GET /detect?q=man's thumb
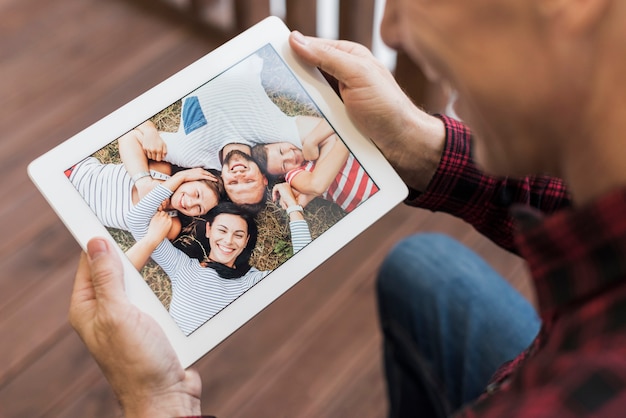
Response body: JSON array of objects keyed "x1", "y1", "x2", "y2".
[{"x1": 87, "y1": 238, "x2": 126, "y2": 302}]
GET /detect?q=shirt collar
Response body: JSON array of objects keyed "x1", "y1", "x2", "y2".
[{"x1": 513, "y1": 187, "x2": 626, "y2": 319}]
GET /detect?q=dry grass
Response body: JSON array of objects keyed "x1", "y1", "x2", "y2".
[{"x1": 96, "y1": 49, "x2": 345, "y2": 310}]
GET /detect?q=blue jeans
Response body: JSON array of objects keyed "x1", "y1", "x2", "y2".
[{"x1": 377, "y1": 233, "x2": 541, "y2": 417}]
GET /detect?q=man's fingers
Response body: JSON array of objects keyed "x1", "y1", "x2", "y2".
[
  {"x1": 86, "y1": 238, "x2": 127, "y2": 304},
  {"x1": 69, "y1": 252, "x2": 96, "y2": 324},
  {"x1": 69, "y1": 240, "x2": 125, "y2": 331},
  {"x1": 289, "y1": 31, "x2": 372, "y2": 86}
]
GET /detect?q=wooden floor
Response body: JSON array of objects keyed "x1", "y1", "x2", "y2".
[{"x1": 0, "y1": 1, "x2": 534, "y2": 416}]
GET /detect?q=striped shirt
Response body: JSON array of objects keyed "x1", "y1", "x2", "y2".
[
  {"x1": 159, "y1": 54, "x2": 302, "y2": 170},
  {"x1": 127, "y1": 185, "x2": 312, "y2": 336},
  {"x1": 69, "y1": 157, "x2": 134, "y2": 230},
  {"x1": 286, "y1": 153, "x2": 379, "y2": 213},
  {"x1": 68, "y1": 157, "x2": 173, "y2": 231}
]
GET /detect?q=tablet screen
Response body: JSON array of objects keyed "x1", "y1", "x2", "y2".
[{"x1": 65, "y1": 44, "x2": 379, "y2": 337}]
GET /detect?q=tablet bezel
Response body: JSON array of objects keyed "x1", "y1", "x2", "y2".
[{"x1": 28, "y1": 16, "x2": 408, "y2": 368}]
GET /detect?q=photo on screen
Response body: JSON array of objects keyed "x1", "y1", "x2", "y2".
[{"x1": 65, "y1": 44, "x2": 379, "y2": 336}]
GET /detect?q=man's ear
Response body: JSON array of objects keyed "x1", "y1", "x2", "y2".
[{"x1": 537, "y1": 0, "x2": 610, "y2": 34}]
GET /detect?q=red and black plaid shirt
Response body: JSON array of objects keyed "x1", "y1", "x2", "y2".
[
  {"x1": 407, "y1": 115, "x2": 570, "y2": 252},
  {"x1": 411, "y1": 115, "x2": 626, "y2": 416}
]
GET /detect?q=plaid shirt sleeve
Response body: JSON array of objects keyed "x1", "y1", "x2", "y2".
[{"x1": 405, "y1": 115, "x2": 571, "y2": 252}]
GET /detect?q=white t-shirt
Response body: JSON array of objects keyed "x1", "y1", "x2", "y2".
[{"x1": 161, "y1": 54, "x2": 302, "y2": 170}]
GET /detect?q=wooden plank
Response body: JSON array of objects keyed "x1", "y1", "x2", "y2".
[
  {"x1": 218, "y1": 272, "x2": 383, "y2": 417},
  {"x1": 233, "y1": 0, "x2": 270, "y2": 32},
  {"x1": 0, "y1": 256, "x2": 77, "y2": 387},
  {"x1": 125, "y1": 0, "x2": 235, "y2": 40},
  {"x1": 285, "y1": 0, "x2": 317, "y2": 36},
  {"x1": 339, "y1": 0, "x2": 375, "y2": 48},
  {"x1": 304, "y1": 336, "x2": 388, "y2": 417},
  {"x1": 48, "y1": 375, "x2": 120, "y2": 418},
  {"x1": 0, "y1": 13, "x2": 209, "y2": 169},
  {"x1": 0, "y1": 221, "x2": 76, "y2": 316},
  {"x1": 0, "y1": 328, "x2": 116, "y2": 417}
]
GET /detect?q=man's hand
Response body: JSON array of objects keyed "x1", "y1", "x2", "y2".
[
  {"x1": 272, "y1": 182, "x2": 298, "y2": 209},
  {"x1": 289, "y1": 32, "x2": 446, "y2": 192},
  {"x1": 70, "y1": 238, "x2": 202, "y2": 417},
  {"x1": 136, "y1": 121, "x2": 168, "y2": 162},
  {"x1": 273, "y1": 182, "x2": 305, "y2": 221}
]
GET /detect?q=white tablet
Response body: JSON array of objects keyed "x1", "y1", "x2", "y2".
[{"x1": 28, "y1": 16, "x2": 408, "y2": 368}]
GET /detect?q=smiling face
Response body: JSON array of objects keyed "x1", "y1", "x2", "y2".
[
  {"x1": 263, "y1": 143, "x2": 305, "y2": 176},
  {"x1": 221, "y1": 150, "x2": 268, "y2": 205},
  {"x1": 381, "y1": 0, "x2": 569, "y2": 177},
  {"x1": 170, "y1": 180, "x2": 219, "y2": 216},
  {"x1": 205, "y1": 213, "x2": 250, "y2": 268}
]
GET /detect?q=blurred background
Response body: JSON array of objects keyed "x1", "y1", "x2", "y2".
[{"x1": 0, "y1": 0, "x2": 532, "y2": 416}]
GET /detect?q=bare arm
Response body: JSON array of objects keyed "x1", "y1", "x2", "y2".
[
  {"x1": 273, "y1": 182, "x2": 305, "y2": 221},
  {"x1": 300, "y1": 117, "x2": 336, "y2": 161},
  {"x1": 290, "y1": 137, "x2": 349, "y2": 196},
  {"x1": 118, "y1": 122, "x2": 162, "y2": 200},
  {"x1": 134, "y1": 120, "x2": 168, "y2": 161},
  {"x1": 118, "y1": 124, "x2": 150, "y2": 177},
  {"x1": 166, "y1": 217, "x2": 182, "y2": 241},
  {"x1": 125, "y1": 211, "x2": 172, "y2": 271}
]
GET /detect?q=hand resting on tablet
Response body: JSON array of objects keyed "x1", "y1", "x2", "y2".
[{"x1": 71, "y1": 238, "x2": 202, "y2": 418}]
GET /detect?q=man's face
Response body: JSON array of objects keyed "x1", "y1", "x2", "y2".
[
  {"x1": 221, "y1": 150, "x2": 268, "y2": 205},
  {"x1": 381, "y1": 0, "x2": 563, "y2": 176},
  {"x1": 264, "y1": 143, "x2": 305, "y2": 176}
]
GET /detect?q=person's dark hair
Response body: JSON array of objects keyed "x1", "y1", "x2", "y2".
[
  {"x1": 251, "y1": 144, "x2": 282, "y2": 181},
  {"x1": 250, "y1": 144, "x2": 269, "y2": 175},
  {"x1": 233, "y1": 189, "x2": 268, "y2": 215},
  {"x1": 189, "y1": 202, "x2": 258, "y2": 279},
  {"x1": 222, "y1": 149, "x2": 271, "y2": 213},
  {"x1": 170, "y1": 167, "x2": 226, "y2": 201},
  {"x1": 199, "y1": 175, "x2": 225, "y2": 200}
]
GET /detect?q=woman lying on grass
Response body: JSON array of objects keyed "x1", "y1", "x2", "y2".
[
  {"x1": 67, "y1": 123, "x2": 224, "y2": 248},
  {"x1": 127, "y1": 174, "x2": 312, "y2": 336}
]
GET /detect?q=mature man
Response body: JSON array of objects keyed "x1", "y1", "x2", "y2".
[{"x1": 69, "y1": 0, "x2": 626, "y2": 417}]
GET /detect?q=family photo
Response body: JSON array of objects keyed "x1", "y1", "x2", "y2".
[{"x1": 65, "y1": 44, "x2": 379, "y2": 336}]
